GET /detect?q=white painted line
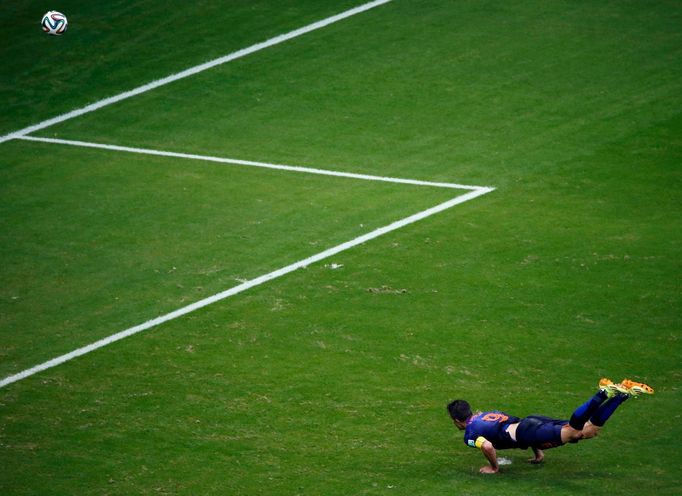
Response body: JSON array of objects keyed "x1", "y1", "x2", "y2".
[
  {"x1": 18, "y1": 135, "x2": 488, "y2": 191},
  {"x1": 0, "y1": 187, "x2": 493, "y2": 389},
  {"x1": 0, "y1": 0, "x2": 393, "y2": 145}
]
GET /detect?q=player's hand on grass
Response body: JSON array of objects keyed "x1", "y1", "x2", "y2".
[{"x1": 528, "y1": 448, "x2": 544, "y2": 464}]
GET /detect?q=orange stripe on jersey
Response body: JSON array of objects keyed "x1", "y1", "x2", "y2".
[{"x1": 482, "y1": 413, "x2": 510, "y2": 423}]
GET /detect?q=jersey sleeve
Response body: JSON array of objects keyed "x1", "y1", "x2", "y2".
[{"x1": 464, "y1": 435, "x2": 487, "y2": 449}]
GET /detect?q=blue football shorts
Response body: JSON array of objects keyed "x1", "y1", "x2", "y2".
[{"x1": 516, "y1": 415, "x2": 568, "y2": 449}]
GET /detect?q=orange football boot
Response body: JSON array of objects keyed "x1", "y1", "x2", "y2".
[
  {"x1": 599, "y1": 378, "x2": 629, "y2": 398},
  {"x1": 621, "y1": 379, "x2": 654, "y2": 396}
]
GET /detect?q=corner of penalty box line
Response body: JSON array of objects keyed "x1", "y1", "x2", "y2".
[
  {"x1": 0, "y1": 133, "x2": 25, "y2": 145},
  {"x1": 453, "y1": 185, "x2": 496, "y2": 195}
]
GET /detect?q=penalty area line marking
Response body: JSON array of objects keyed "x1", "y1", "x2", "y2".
[
  {"x1": 0, "y1": 187, "x2": 493, "y2": 389},
  {"x1": 17, "y1": 135, "x2": 488, "y2": 191},
  {"x1": 0, "y1": 0, "x2": 393, "y2": 145}
]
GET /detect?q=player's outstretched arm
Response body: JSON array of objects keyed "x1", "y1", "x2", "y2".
[{"x1": 479, "y1": 440, "x2": 499, "y2": 474}]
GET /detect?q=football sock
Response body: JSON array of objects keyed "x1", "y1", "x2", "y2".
[
  {"x1": 590, "y1": 394, "x2": 629, "y2": 427},
  {"x1": 569, "y1": 390, "x2": 608, "y2": 430}
]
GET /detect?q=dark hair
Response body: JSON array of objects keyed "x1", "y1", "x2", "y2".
[{"x1": 447, "y1": 399, "x2": 472, "y2": 421}]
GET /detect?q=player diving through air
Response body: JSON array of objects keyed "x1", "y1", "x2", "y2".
[{"x1": 447, "y1": 378, "x2": 654, "y2": 474}]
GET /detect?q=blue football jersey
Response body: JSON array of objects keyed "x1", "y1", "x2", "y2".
[{"x1": 464, "y1": 411, "x2": 521, "y2": 450}]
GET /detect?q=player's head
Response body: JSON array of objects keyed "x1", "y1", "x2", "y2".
[{"x1": 447, "y1": 399, "x2": 472, "y2": 429}]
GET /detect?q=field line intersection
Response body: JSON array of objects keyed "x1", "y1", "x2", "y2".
[
  {"x1": 0, "y1": 0, "x2": 495, "y2": 389},
  {"x1": 0, "y1": 137, "x2": 494, "y2": 389}
]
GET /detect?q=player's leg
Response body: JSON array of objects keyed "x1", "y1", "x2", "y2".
[
  {"x1": 584, "y1": 379, "x2": 654, "y2": 436},
  {"x1": 561, "y1": 378, "x2": 624, "y2": 442},
  {"x1": 567, "y1": 380, "x2": 611, "y2": 430},
  {"x1": 590, "y1": 394, "x2": 629, "y2": 426},
  {"x1": 519, "y1": 388, "x2": 606, "y2": 445},
  {"x1": 573, "y1": 378, "x2": 654, "y2": 440},
  {"x1": 579, "y1": 394, "x2": 629, "y2": 439}
]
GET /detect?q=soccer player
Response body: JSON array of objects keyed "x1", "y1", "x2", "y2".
[{"x1": 447, "y1": 378, "x2": 654, "y2": 474}]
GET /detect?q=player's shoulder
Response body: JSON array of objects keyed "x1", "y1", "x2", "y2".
[
  {"x1": 481, "y1": 410, "x2": 513, "y2": 418},
  {"x1": 472, "y1": 410, "x2": 503, "y2": 421},
  {"x1": 463, "y1": 413, "x2": 484, "y2": 440}
]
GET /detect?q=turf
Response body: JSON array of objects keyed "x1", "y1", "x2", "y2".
[
  {"x1": 1, "y1": 1, "x2": 681, "y2": 495},
  {"x1": 0, "y1": 137, "x2": 460, "y2": 377}
]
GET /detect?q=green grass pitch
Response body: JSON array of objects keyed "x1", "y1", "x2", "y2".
[{"x1": 1, "y1": 1, "x2": 681, "y2": 494}]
